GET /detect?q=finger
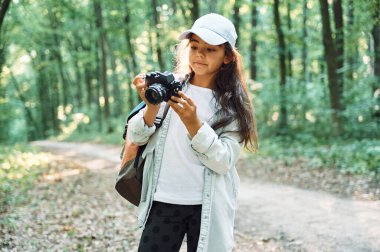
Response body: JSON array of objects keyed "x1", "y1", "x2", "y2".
[
  {"x1": 133, "y1": 76, "x2": 141, "y2": 85},
  {"x1": 168, "y1": 98, "x2": 185, "y2": 112},
  {"x1": 135, "y1": 83, "x2": 146, "y2": 89},
  {"x1": 171, "y1": 94, "x2": 189, "y2": 105},
  {"x1": 133, "y1": 74, "x2": 146, "y2": 86},
  {"x1": 178, "y1": 92, "x2": 194, "y2": 106},
  {"x1": 167, "y1": 100, "x2": 175, "y2": 106},
  {"x1": 135, "y1": 83, "x2": 148, "y2": 93},
  {"x1": 170, "y1": 95, "x2": 184, "y2": 104},
  {"x1": 178, "y1": 91, "x2": 186, "y2": 98},
  {"x1": 168, "y1": 100, "x2": 181, "y2": 114}
]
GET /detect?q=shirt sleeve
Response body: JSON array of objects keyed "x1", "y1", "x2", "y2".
[
  {"x1": 189, "y1": 122, "x2": 242, "y2": 175},
  {"x1": 127, "y1": 109, "x2": 156, "y2": 146}
]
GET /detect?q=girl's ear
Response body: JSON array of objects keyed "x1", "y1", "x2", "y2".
[{"x1": 223, "y1": 55, "x2": 235, "y2": 64}]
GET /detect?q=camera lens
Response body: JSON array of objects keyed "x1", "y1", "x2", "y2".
[{"x1": 145, "y1": 84, "x2": 167, "y2": 105}]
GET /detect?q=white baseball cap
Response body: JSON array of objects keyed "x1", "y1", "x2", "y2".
[{"x1": 178, "y1": 13, "x2": 237, "y2": 48}]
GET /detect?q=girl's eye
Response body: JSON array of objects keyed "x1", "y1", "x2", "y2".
[
  {"x1": 190, "y1": 45, "x2": 197, "y2": 50},
  {"x1": 207, "y1": 48, "x2": 216, "y2": 52}
]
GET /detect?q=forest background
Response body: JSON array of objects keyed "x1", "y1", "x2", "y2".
[{"x1": 0, "y1": 0, "x2": 379, "y2": 213}]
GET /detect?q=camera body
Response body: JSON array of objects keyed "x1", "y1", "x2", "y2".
[{"x1": 144, "y1": 71, "x2": 183, "y2": 105}]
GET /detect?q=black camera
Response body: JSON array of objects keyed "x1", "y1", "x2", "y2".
[{"x1": 144, "y1": 71, "x2": 183, "y2": 105}]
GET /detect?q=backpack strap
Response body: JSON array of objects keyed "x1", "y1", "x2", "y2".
[
  {"x1": 122, "y1": 103, "x2": 170, "y2": 140},
  {"x1": 131, "y1": 103, "x2": 170, "y2": 169}
]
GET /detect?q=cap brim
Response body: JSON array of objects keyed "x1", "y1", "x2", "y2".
[{"x1": 178, "y1": 27, "x2": 227, "y2": 46}]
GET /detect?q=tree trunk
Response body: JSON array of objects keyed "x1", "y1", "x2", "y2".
[
  {"x1": 68, "y1": 28, "x2": 84, "y2": 109},
  {"x1": 301, "y1": 0, "x2": 308, "y2": 83},
  {"x1": 190, "y1": 0, "x2": 199, "y2": 23},
  {"x1": 372, "y1": 3, "x2": 380, "y2": 83},
  {"x1": 0, "y1": 0, "x2": 11, "y2": 30},
  {"x1": 107, "y1": 39, "x2": 122, "y2": 117},
  {"x1": 124, "y1": 5, "x2": 140, "y2": 108},
  {"x1": 49, "y1": 9, "x2": 70, "y2": 108},
  {"x1": 0, "y1": 0, "x2": 11, "y2": 105},
  {"x1": 333, "y1": 0, "x2": 344, "y2": 107},
  {"x1": 94, "y1": 41, "x2": 103, "y2": 131},
  {"x1": 250, "y1": 0, "x2": 258, "y2": 81},
  {"x1": 274, "y1": 0, "x2": 288, "y2": 131},
  {"x1": 78, "y1": 38, "x2": 96, "y2": 108},
  {"x1": 10, "y1": 71, "x2": 41, "y2": 140},
  {"x1": 286, "y1": 0, "x2": 293, "y2": 78},
  {"x1": 151, "y1": 0, "x2": 165, "y2": 71},
  {"x1": 319, "y1": 0, "x2": 342, "y2": 133},
  {"x1": 34, "y1": 50, "x2": 59, "y2": 137},
  {"x1": 233, "y1": 0, "x2": 241, "y2": 49},
  {"x1": 371, "y1": 1, "x2": 380, "y2": 125},
  {"x1": 94, "y1": 0, "x2": 113, "y2": 133},
  {"x1": 346, "y1": 0, "x2": 355, "y2": 82}
]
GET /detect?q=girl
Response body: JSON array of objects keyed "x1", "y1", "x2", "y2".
[{"x1": 128, "y1": 13, "x2": 258, "y2": 252}]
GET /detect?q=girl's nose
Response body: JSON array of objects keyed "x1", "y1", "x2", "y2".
[{"x1": 196, "y1": 48, "x2": 205, "y2": 57}]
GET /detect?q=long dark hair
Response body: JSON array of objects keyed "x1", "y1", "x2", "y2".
[{"x1": 175, "y1": 37, "x2": 258, "y2": 152}]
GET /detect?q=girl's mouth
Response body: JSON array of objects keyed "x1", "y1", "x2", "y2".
[{"x1": 194, "y1": 62, "x2": 207, "y2": 67}]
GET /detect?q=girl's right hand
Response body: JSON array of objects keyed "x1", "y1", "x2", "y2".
[
  {"x1": 133, "y1": 74, "x2": 149, "y2": 103},
  {"x1": 133, "y1": 74, "x2": 160, "y2": 126},
  {"x1": 133, "y1": 74, "x2": 160, "y2": 107}
]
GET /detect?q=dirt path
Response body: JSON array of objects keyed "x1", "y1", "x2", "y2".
[{"x1": 2, "y1": 141, "x2": 380, "y2": 252}]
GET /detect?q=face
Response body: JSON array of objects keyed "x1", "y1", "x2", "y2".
[{"x1": 188, "y1": 34, "x2": 230, "y2": 80}]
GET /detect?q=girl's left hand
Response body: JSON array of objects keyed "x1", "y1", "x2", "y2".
[{"x1": 168, "y1": 91, "x2": 202, "y2": 138}]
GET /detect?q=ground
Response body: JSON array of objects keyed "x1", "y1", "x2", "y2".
[{"x1": 1, "y1": 141, "x2": 379, "y2": 252}]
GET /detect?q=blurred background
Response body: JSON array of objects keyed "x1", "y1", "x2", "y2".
[
  {"x1": 1, "y1": 0, "x2": 379, "y2": 169},
  {"x1": 0, "y1": 0, "x2": 379, "y2": 250}
]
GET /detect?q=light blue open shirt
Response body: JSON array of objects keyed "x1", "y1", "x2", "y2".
[{"x1": 127, "y1": 100, "x2": 242, "y2": 252}]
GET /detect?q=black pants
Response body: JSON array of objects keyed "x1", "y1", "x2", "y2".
[{"x1": 138, "y1": 201, "x2": 202, "y2": 252}]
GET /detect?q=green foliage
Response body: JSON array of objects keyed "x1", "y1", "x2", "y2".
[
  {"x1": 259, "y1": 137, "x2": 380, "y2": 174},
  {"x1": 0, "y1": 0, "x2": 378, "y2": 175},
  {"x1": 0, "y1": 144, "x2": 52, "y2": 213}
]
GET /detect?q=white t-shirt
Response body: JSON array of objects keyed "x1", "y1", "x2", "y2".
[{"x1": 153, "y1": 84, "x2": 217, "y2": 205}]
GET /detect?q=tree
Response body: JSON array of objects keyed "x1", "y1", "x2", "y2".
[
  {"x1": 0, "y1": 0, "x2": 11, "y2": 30},
  {"x1": 319, "y1": 0, "x2": 342, "y2": 133},
  {"x1": 48, "y1": 7, "x2": 71, "y2": 108},
  {"x1": 124, "y1": 3, "x2": 140, "y2": 110},
  {"x1": 190, "y1": 0, "x2": 199, "y2": 23},
  {"x1": 1, "y1": 0, "x2": 379, "y2": 142},
  {"x1": 151, "y1": 0, "x2": 165, "y2": 71},
  {"x1": 346, "y1": 0, "x2": 356, "y2": 82},
  {"x1": 94, "y1": 0, "x2": 113, "y2": 133},
  {"x1": 372, "y1": 1, "x2": 380, "y2": 85},
  {"x1": 286, "y1": 0, "x2": 293, "y2": 78},
  {"x1": 233, "y1": 0, "x2": 242, "y2": 49},
  {"x1": 0, "y1": 0, "x2": 11, "y2": 142},
  {"x1": 250, "y1": 0, "x2": 258, "y2": 81},
  {"x1": 301, "y1": 0, "x2": 308, "y2": 83},
  {"x1": 333, "y1": 0, "x2": 344, "y2": 106},
  {"x1": 371, "y1": 0, "x2": 380, "y2": 124},
  {"x1": 10, "y1": 71, "x2": 40, "y2": 139},
  {"x1": 273, "y1": 0, "x2": 288, "y2": 131},
  {"x1": 0, "y1": 0, "x2": 11, "y2": 85}
]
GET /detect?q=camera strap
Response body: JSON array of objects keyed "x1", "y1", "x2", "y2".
[{"x1": 154, "y1": 103, "x2": 170, "y2": 129}]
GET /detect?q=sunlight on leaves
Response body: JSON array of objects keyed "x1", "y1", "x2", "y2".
[
  {"x1": 0, "y1": 145, "x2": 53, "y2": 212},
  {"x1": 305, "y1": 111, "x2": 316, "y2": 123},
  {"x1": 58, "y1": 113, "x2": 90, "y2": 141}
]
